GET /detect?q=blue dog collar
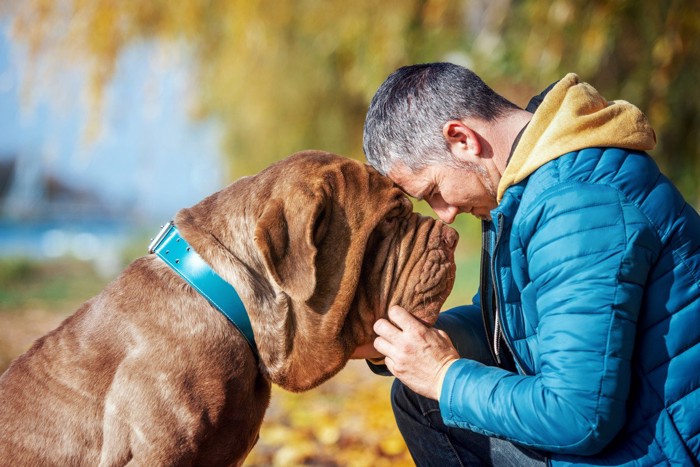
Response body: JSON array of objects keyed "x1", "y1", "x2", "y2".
[{"x1": 148, "y1": 222, "x2": 257, "y2": 353}]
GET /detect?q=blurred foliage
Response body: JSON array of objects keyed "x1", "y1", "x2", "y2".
[
  {"x1": 0, "y1": 257, "x2": 107, "y2": 311},
  {"x1": 6, "y1": 0, "x2": 699, "y2": 202},
  {"x1": 246, "y1": 361, "x2": 415, "y2": 466},
  {"x1": 469, "y1": 0, "x2": 700, "y2": 205},
  {"x1": 8, "y1": 0, "x2": 467, "y2": 176}
]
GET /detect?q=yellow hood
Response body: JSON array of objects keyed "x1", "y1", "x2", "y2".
[{"x1": 497, "y1": 73, "x2": 657, "y2": 202}]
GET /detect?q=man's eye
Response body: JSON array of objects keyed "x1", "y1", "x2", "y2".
[{"x1": 427, "y1": 186, "x2": 438, "y2": 200}]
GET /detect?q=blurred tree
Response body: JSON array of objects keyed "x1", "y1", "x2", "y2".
[
  {"x1": 466, "y1": 0, "x2": 700, "y2": 204},
  {"x1": 8, "y1": 0, "x2": 467, "y2": 176},
  {"x1": 6, "y1": 0, "x2": 700, "y2": 201}
]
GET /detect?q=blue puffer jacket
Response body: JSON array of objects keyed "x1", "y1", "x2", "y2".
[{"x1": 438, "y1": 75, "x2": 700, "y2": 465}]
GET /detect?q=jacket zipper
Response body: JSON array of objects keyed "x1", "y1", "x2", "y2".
[
  {"x1": 491, "y1": 213, "x2": 504, "y2": 363},
  {"x1": 491, "y1": 212, "x2": 525, "y2": 374},
  {"x1": 479, "y1": 220, "x2": 500, "y2": 365}
]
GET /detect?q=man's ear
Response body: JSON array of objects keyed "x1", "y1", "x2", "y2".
[
  {"x1": 254, "y1": 198, "x2": 318, "y2": 301},
  {"x1": 443, "y1": 120, "x2": 481, "y2": 159}
]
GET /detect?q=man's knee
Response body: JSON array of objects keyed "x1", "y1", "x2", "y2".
[
  {"x1": 390, "y1": 378, "x2": 410, "y2": 415},
  {"x1": 391, "y1": 378, "x2": 441, "y2": 422}
]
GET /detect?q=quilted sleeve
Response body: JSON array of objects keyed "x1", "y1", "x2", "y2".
[{"x1": 439, "y1": 182, "x2": 660, "y2": 455}]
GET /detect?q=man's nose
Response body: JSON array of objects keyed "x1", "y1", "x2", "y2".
[{"x1": 434, "y1": 205, "x2": 459, "y2": 224}]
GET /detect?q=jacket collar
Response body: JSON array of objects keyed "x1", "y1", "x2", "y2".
[
  {"x1": 505, "y1": 78, "x2": 558, "y2": 166},
  {"x1": 497, "y1": 73, "x2": 656, "y2": 202}
]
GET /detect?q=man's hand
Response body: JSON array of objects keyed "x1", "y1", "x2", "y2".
[{"x1": 373, "y1": 305, "x2": 460, "y2": 400}]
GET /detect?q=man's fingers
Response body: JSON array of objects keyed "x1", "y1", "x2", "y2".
[
  {"x1": 373, "y1": 335, "x2": 393, "y2": 357},
  {"x1": 387, "y1": 305, "x2": 421, "y2": 331},
  {"x1": 436, "y1": 329, "x2": 454, "y2": 343},
  {"x1": 383, "y1": 356, "x2": 395, "y2": 374},
  {"x1": 373, "y1": 317, "x2": 401, "y2": 341}
]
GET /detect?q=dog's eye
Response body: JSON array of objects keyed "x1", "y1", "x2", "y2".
[
  {"x1": 378, "y1": 196, "x2": 411, "y2": 233},
  {"x1": 387, "y1": 200, "x2": 411, "y2": 219},
  {"x1": 380, "y1": 208, "x2": 402, "y2": 230}
]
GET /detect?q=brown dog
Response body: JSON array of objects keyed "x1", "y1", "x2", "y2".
[{"x1": 0, "y1": 150, "x2": 457, "y2": 466}]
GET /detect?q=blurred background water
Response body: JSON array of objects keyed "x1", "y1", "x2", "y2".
[{"x1": 0, "y1": 19, "x2": 224, "y2": 277}]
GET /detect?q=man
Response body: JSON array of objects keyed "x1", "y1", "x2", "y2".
[{"x1": 355, "y1": 62, "x2": 700, "y2": 466}]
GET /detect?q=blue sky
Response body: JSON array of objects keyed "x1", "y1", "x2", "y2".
[{"x1": 0, "y1": 19, "x2": 225, "y2": 223}]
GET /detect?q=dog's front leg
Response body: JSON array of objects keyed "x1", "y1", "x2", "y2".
[{"x1": 99, "y1": 358, "x2": 204, "y2": 467}]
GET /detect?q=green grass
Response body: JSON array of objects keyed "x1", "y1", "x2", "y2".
[
  {"x1": 0, "y1": 257, "x2": 111, "y2": 313},
  {"x1": 445, "y1": 253, "x2": 480, "y2": 310}
]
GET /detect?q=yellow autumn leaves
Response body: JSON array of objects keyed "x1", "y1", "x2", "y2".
[{"x1": 246, "y1": 361, "x2": 414, "y2": 466}]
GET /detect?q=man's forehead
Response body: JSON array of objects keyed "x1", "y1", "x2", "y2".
[{"x1": 387, "y1": 163, "x2": 431, "y2": 200}]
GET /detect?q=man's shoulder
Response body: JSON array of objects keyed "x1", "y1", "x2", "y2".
[
  {"x1": 522, "y1": 147, "x2": 658, "y2": 200},
  {"x1": 511, "y1": 147, "x2": 690, "y2": 244}
]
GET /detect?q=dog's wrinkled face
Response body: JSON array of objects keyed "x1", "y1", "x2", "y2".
[
  {"x1": 355, "y1": 200, "x2": 458, "y2": 327},
  {"x1": 247, "y1": 151, "x2": 457, "y2": 391}
]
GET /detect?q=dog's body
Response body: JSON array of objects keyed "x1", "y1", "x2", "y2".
[{"x1": 0, "y1": 151, "x2": 457, "y2": 466}]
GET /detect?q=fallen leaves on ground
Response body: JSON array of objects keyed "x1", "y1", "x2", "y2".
[{"x1": 245, "y1": 360, "x2": 414, "y2": 466}]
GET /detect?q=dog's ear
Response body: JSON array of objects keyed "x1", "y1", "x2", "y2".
[{"x1": 254, "y1": 197, "x2": 322, "y2": 301}]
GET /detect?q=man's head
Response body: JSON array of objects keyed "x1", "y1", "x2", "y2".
[
  {"x1": 363, "y1": 62, "x2": 522, "y2": 222},
  {"x1": 363, "y1": 62, "x2": 519, "y2": 176}
]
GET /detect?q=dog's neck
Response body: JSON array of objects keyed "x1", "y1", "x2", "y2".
[
  {"x1": 175, "y1": 177, "x2": 366, "y2": 391},
  {"x1": 173, "y1": 178, "x2": 344, "y2": 391},
  {"x1": 149, "y1": 222, "x2": 258, "y2": 353}
]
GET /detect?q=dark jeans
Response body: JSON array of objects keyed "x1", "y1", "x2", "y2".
[{"x1": 390, "y1": 305, "x2": 548, "y2": 467}]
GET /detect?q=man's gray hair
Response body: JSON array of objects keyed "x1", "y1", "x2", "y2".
[{"x1": 363, "y1": 62, "x2": 519, "y2": 176}]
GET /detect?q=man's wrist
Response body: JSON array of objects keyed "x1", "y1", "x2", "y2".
[{"x1": 435, "y1": 358, "x2": 458, "y2": 401}]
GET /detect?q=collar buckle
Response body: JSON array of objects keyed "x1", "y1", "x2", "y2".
[{"x1": 148, "y1": 221, "x2": 174, "y2": 254}]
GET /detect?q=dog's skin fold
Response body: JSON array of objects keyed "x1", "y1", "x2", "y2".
[{"x1": 0, "y1": 150, "x2": 457, "y2": 466}]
